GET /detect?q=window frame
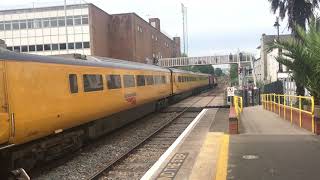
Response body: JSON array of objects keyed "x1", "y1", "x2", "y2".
[
  {"x1": 83, "y1": 74, "x2": 104, "y2": 92},
  {"x1": 69, "y1": 74, "x2": 78, "y2": 94},
  {"x1": 123, "y1": 75, "x2": 136, "y2": 88},
  {"x1": 106, "y1": 74, "x2": 122, "y2": 89}
]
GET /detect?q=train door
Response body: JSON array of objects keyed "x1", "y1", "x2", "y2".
[{"x1": 0, "y1": 61, "x2": 9, "y2": 145}]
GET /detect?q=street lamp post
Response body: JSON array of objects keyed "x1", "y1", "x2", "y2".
[{"x1": 274, "y1": 17, "x2": 283, "y2": 72}]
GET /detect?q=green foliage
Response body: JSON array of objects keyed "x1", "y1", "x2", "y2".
[
  {"x1": 176, "y1": 65, "x2": 215, "y2": 75},
  {"x1": 270, "y1": 18, "x2": 320, "y2": 104},
  {"x1": 268, "y1": 0, "x2": 319, "y2": 31},
  {"x1": 230, "y1": 64, "x2": 239, "y2": 86},
  {"x1": 214, "y1": 68, "x2": 223, "y2": 76},
  {"x1": 181, "y1": 53, "x2": 188, "y2": 57}
]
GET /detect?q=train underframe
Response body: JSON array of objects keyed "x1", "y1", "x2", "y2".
[{"x1": 0, "y1": 85, "x2": 212, "y2": 179}]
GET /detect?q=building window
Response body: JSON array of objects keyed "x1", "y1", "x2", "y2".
[
  {"x1": 42, "y1": 18, "x2": 50, "y2": 28},
  {"x1": 83, "y1": 74, "x2": 104, "y2": 92},
  {"x1": 83, "y1": 42, "x2": 90, "y2": 48},
  {"x1": 7, "y1": 47, "x2": 13, "y2": 51},
  {"x1": 29, "y1": 45, "x2": 35, "y2": 52},
  {"x1": 146, "y1": 75, "x2": 154, "y2": 85},
  {"x1": 155, "y1": 37, "x2": 158, "y2": 41},
  {"x1": 68, "y1": 43, "x2": 74, "y2": 49},
  {"x1": 82, "y1": 15, "x2": 88, "y2": 24},
  {"x1": 136, "y1": 75, "x2": 145, "y2": 86},
  {"x1": 13, "y1": 46, "x2": 20, "y2": 52},
  {"x1": 69, "y1": 74, "x2": 78, "y2": 93},
  {"x1": 52, "y1": 44, "x2": 59, "y2": 50},
  {"x1": 67, "y1": 16, "x2": 73, "y2": 26},
  {"x1": 75, "y1": 42, "x2": 82, "y2": 49},
  {"x1": 36, "y1": 44, "x2": 43, "y2": 51},
  {"x1": 0, "y1": 22, "x2": 4, "y2": 30},
  {"x1": 27, "y1": 20, "x2": 33, "y2": 29},
  {"x1": 58, "y1": 18, "x2": 65, "y2": 26},
  {"x1": 4, "y1": 22, "x2": 12, "y2": 30},
  {"x1": 152, "y1": 34, "x2": 154, "y2": 39},
  {"x1": 123, "y1": 75, "x2": 135, "y2": 88},
  {"x1": 12, "y1": 21, "x2": 19, "y2": 30},
  {"x1": 106, "y1": 75, "x2": 122, "y2": 89},
  {"x1": 59, "y1": 43, "x2": 66, "y2": 50},
  {"x1": 74, "y1": 16, "x2": 81, "y2": 25},
  {"x1": 34, "y1": 19, "x2": 42, "y2": 28},
  {"x1": 44, "y1": 44, "x2": 51, "y2": 51},
  {"x1": 21, "y1": 46, "x2": 28, "y2": 52},
  {"x1": 20, "y1": 20, "x2": 27, "y2": 29},
  {"x1": 50, "y1": 18, "x2": 58, "y2": 27}
]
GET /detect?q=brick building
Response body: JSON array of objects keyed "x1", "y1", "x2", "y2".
[{"x1": 0, "y1": 3, "x2": 180, "y2": 63}]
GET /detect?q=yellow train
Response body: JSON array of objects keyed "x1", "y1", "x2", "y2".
[{"x1": 0, "y1": 49, "x2": 213, "y2": 175}]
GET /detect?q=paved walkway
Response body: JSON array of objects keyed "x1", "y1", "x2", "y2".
[
  {"x1": 241, "y1": 106, "x2": 311, "y2": 134},
  {"x1": 228, "y1": 106, "x2": 320, "y2": 180}
]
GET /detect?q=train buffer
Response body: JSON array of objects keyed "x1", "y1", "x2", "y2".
[{"x1": 140, "y1": 99, "x2": 320, "y2": 180}]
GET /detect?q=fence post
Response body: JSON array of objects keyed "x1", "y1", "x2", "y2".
[
  {"x1": 311, "y1": 96, "x2": 315, "y2": 133},
  {"x1": 284, "y1": 94, "x2": 286, "y2": 120},
  {"x1": 290, "y1": 96, "x2": 293, "y2": 124},
  {"x1": 299, "y1": 96, "x2": 302, "y2": 127},
  {"x1": 278, "y1": 95, "x2": 280, "y2": 115}
]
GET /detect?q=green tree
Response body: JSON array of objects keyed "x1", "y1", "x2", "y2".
[
  {"x1": 271, "y1": 18, "x2": 320, "y2": 104},
  {"x1": 268, "y1": 0, "x2": 319, "y2": 95},
  {"x1": 176, "y1": 65, "x2": 215, "y2": 75},
  {"x1": 214, "y1": 68, "x2": 223, "y2": 77},
  {"x1": 230, "y1": 64, "x2": 239, "y2": 86}
]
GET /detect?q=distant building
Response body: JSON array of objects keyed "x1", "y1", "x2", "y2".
[
  {"x1": 0, "y1": 3, "x2": 180, "y2": 63},
  {"x1": 257, "y1": 33, "x2": 299, "y2": 95}
]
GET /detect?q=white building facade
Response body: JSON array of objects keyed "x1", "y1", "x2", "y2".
[{"x1": 0, "y1": 4, "x2": 91, "y2": 56}]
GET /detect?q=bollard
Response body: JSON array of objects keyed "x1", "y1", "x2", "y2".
[{"x1": 229, "y1": 107, "x2": 238, "y2": 134}]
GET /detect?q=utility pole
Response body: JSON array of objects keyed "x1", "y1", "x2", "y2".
[
  {"x1": 181, "y1": 3, "x2": 188, "y2": 56},
  {"x1": 274, "y1": 17, "x2": 282, "y2": 72}
]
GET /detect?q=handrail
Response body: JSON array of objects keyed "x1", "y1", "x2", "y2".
[{"x1": 262, "y1": 93, "x2": 315, "y2": 133}]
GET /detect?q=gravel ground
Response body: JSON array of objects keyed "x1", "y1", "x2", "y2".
[{"x1": 101, "y1": 112, "x2": 199, "y2": 180}]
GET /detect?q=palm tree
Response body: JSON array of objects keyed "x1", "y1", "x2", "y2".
[
  {"x1": 268, "y1": 0, "x2": 319, "y2": 96},
  {"x1": 269, "y1": 0, "x2": 319, "y2": 31},
  {"x1": 270, "y1": 18, "x2": 320, "y2": 104}
]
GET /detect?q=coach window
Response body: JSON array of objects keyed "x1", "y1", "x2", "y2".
[
  {"x1": 107, "y1": 75, "x2": 122, "y2": 89},
  {"x1": 69, "y1": 74, "x2": 78, "y2": 93},
  {"x1": 83, "y1": 74, "x2": 104, "y2": 92},
  {"x1": 161, "y1": 76, "x2": 166, "y2": 84},
  {"x1": 146, "y1": 75, "x2": 154, "y2": 85},
  {"x1": 123, "y1": 75, "x2": 135, "y2": 88},
  {"x1": 136, "y1": 75, "x2": 145, "y2": 86}
]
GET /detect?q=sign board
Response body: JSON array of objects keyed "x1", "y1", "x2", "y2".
[{"x1": 227, "y1": 87, "x2": 235, "y2": 97}]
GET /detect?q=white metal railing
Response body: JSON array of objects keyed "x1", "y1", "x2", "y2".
[{"x1": 158, "y1": 53, "x2": 254, "y2": 67}]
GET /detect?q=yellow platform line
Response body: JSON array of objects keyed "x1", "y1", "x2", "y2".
[{"x1": 215, "y1": 134, "x2": 229, "y2": 180}]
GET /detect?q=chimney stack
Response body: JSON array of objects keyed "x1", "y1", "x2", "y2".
[{"x1": 149, "y1": 18, "x2": 160, "y2": 31}]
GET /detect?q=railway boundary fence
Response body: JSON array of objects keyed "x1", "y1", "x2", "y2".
[{"x1": 261, "y1": 94, "x2": 318, "y2": 134}]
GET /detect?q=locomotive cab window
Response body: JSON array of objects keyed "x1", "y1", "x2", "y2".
[
  {"x1": 83, "y1": 74, "x2": 104, "y2": 92},
  {"x1": 107, "y1": 75, "x2": 122, "y2": 89},
  {"x1": 136, "y1": 75, "x2": 145, "y2": 86},
  {"x1": 69, "y1": 74, "x2": 78, "y2": 93},
  {"x1": 124, "y1": 75, "x2": 135, "y2": 88}
]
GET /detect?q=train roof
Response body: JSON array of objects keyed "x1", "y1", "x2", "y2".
[{"x1": 0, "y1": 48, "x2": 170, "y2": 72}]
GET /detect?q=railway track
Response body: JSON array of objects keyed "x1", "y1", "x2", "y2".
[
  {"x1": 32, "y1": 90, "x2": 219, "y2": 180},
  {"x1": 87, "y1": 94, "x2": 216, "y2": 180}
]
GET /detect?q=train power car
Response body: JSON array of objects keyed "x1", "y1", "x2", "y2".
[{"x1": 0, "y1": 48, "x2": 213, "y2": 176}]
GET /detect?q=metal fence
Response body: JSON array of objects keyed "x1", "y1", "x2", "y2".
[{"x1": 262, "y1": 93, "x2": 315, "y2": 133}]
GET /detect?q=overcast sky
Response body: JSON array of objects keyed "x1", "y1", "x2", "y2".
[{"x1": 2, "y1": 0, "x2": 290, "y2": 57}]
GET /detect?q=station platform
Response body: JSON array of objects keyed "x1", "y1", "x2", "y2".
[{"x1": 141, "y1": 105, "x2": 320, "y2": 180}]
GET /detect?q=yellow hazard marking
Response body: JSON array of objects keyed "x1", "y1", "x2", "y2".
[{"x1": 215, "y1": 134, "x2": 229, "y2": 180}]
